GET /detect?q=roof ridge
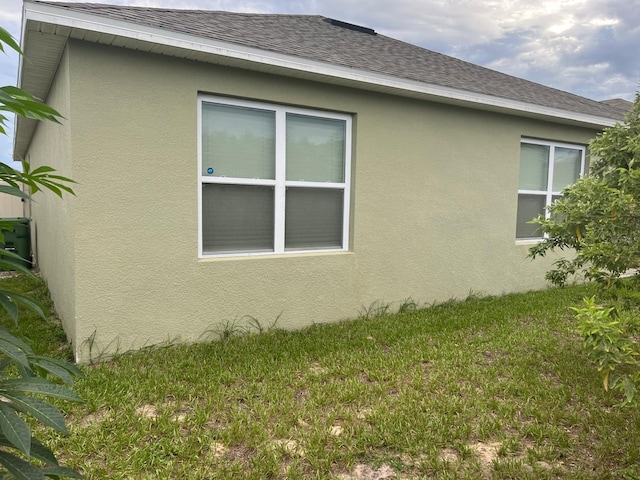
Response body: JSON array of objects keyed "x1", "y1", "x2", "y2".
[{"x1": 31, "y1": 1, "x2": 325, "y2": 18}]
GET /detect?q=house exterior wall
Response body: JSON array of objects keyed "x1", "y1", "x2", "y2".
[
  {"x1": 26, "y1": 47, "x2": 77, "y2": 346},
  {"x1": 0, "y1": 183, "x2": 25, "y2": 217},
  {"x1": 59, "y1": 41, "x2": 598, "y2": 362}
]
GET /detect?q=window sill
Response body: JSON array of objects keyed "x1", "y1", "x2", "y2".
[
  {"x1": 515, "y1": 238, "x2": 544, "y2": 245},
  {"x1": 198, "y1": 249, "x2": 353, "y2": 262}
]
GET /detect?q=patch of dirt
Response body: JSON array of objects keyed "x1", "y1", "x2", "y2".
[
  {"x1": 480, "y1": 350, "x2": 509, "y2": 362},
  {"x1": 438, "y1": 447, "x2": 459, "y2": 464},
  {"x1": 338, "y1": 463, "x2": 397, "y2": 479},
  {"x1": 540, "y1": 371, "x2": 563, "y2": 387},
  {"x1": 308, "y1": 362, "x2": 329, "y2": 375},
  {"x1": 136, "y1": 404, "x2": 158, "y2": 420},
  {"x1": 225, "y1": 445, "x2": 256, "y2": 464},
  {"x1": 170, "y1": 408, "x2": 190, "y2": 423},
  {"x1": 206, "y1": 416, "x2": 226, "y2": 430},
  {"x1": 272, "y1": 439, "x2": 305, "y2": 457},
  {"x1": 470, "y1": 441, "x2": 501, "y2": 476},
  {"x1": 210, "y1": 441, "x2": 227, "y2": 458},
  {"x1": 295, "y1": 388, "x2": 310, "y2": 401},
  {"x1": 356, "y1": 408, "x2": 372, "y2": 420},
  {"x1": 77, "y1": 408, "x2": 110, "y2": 428},
  {"x1": 82, "y1": 452, "x2": 108, "y2": 470},
  {"x1": 296, "y1": 418, "x2": 311, "y2": 430},
  {"x1": 134, "y1": 400, "x2": 193, "y2": 423}
]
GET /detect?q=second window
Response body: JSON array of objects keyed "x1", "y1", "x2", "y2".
[{"x1": 516, "y1": 138, "x2": 585, "y2": 240}]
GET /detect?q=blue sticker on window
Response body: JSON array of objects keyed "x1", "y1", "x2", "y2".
[{"x1": 207, "y1": 167, "x2": 214, "y2": 175}]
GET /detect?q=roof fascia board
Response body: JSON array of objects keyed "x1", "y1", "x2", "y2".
[
  {"x1": 17, "y1": 4, "x2": 30, "y2": 87},
  {"x1": 23, "y1": 2, "x2": 616, "y2": 129},
  {"x1": 13, "y1": 5, "x2": 28, "y2": 155}
]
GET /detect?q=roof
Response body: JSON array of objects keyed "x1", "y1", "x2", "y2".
[
  {"x1": 600, "y1": 98, "x2": 634, "y2": 117},
  {"x1": 14, "y1": 1, "x2": 626, "y2": 159}
]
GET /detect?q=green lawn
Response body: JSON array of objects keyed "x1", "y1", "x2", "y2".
[{"x1": 2, "y1": 274, "x2": 640, "y2": 479}]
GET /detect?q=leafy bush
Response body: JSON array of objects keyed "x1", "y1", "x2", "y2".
[
  {"x1": 0, "y1": 26, "x2": 81, "y2": 478},
  {"x1": 529, "y1": 92, "x2": 640, "y2": 406},
  {"x1": 572, "y1": 297, "x2": 640, "y2": 406},
  {"x1": 529, "y1": 92, "x2": 640, "y2": 287},
  {"x1": 0, "y1": 327, "x2": 83, "y2": 478}
]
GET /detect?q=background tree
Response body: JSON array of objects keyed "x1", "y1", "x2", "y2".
[
  {"x1": 529, "y1": 92, "x2": 640, "y2": 288},
  {"x1": 0, "y1": 26, "x2": 82, "y2": 479},
  {"x1": 530, "y1": 91, "x2": 640, "y2": 405}
]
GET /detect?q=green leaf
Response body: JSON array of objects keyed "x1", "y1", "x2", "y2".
[
  {"x1": 0, "y1": 393, "x2": 68, "y2": 434},
  {"x1": 0, "y1": 247, "x2": 33, "y2": 264},
  {"x1": 0, "y1": 336, "x2": 30, "y2": 369},
  {"x1": 42, "y1": 465, "x2": 82, "y2": 479},
  {"x1": 0, "y1": 185, "x2": 29, "y2": 200},
  {"x1": 0, "y1": 328, "x2": 34, "y2": 356},
  {"x1": 0, "y1": 292, "x2": 19, "y2": 322},
  {"x1": 0, "y1": 433, "x2": 58, "y2": 466},
  {"x1": 0, "y1": 291, "x2": 47, "y2": 319},
  {"x1": 0, "y1": 87, "x2": 62, "y2": 123},
  {"x1": 31, "y1": 437, "x2": 58, "y2": 466},
  {"x1": 27, "y1": 437, "x2": 58, "y2": 467},
  {"x1": 29, "y1": 166, "x2": 56, "y2": 175},
  {"x1": 0, "y1": 401, "x2": 31, "y2": 458},
  {"x1": 0, "y1": 450, "x2": 45, "y2": 480},
  {"x1": 0, "y1": 161, "x2": 75, "y2": 200},
  {"x1": 0, "y1": 254, "x2": 36, "y2": 277},
  {"x1": 31, "y1": 357, "x2": 83, "y2": 386},
  {"x1": 0, "y1": 379, "x2": 83, "y2": 402},
  {"x1": 0, "y1": 27, "x2": 23, "y2": 56},
  {"x1": 30, "y1": 361, "x2": 73, "y2": 386}
]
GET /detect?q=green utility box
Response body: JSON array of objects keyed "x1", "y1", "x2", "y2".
[{"x1": 0, "y1": 217, "x2": 32, "y2": 269}]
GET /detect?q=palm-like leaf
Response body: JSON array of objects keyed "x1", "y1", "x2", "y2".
[{"x1": 0, "y1": 25, "x2": 82, "y2": 480}]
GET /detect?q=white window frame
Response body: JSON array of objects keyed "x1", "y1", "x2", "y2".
[
  {"x1": 516, "y1": 138, "x2": 586, "y2": 242},
  {"x1": 197, "y1": 94, "x2": 352, "y2": 258}
]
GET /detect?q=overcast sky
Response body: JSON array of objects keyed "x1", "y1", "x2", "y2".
[{"x1": 1, "y1": 0, "x2": 639, "y2": 166}]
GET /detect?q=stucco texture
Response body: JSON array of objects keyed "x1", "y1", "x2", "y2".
[
  {"x1": 28, "y1": 47, "x2": 77, "y2": 346},
  {"x1": 29, "y1": 40, "x2": 598, "y2": 362}
]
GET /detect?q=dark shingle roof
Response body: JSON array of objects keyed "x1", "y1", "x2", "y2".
[
  {"x1": 600, "y1": 98, "x2": 634, "y2": 117},
  {"x1": 31, "y1": 1, "x2": 625, "y2": 121}
]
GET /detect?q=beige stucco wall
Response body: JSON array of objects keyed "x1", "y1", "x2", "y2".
[
  {"x1": 0, "y1": 182, "x2": 26, "y2": 217},
  {"x1": 26, "y1": 46, "x2": 77, "y2": 346},
  {"x1": 40, "y1": 40, "x2": 599, "y2": 362}
]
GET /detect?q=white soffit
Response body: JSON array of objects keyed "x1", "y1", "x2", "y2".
[{"x1": 14, "y1": 1, "x2": 617, "y2": 158}]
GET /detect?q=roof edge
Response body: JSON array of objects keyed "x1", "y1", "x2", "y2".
[{"x1": 19, "y1": 2, "x2": 619, "y2": 137}]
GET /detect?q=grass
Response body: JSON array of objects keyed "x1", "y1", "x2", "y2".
[
  {"x1": 0, "y1": 273, "x2": 72, "y2": 360},
  {"x1": 2, "y1": 274, "x2": 640, "y2": 479}
]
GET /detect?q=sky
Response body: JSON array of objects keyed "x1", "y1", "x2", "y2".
[{"x1": 1, "y1": 0, "x2": 639, "y2": 166}]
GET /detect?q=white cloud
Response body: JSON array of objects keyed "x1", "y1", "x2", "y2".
[{"x1": 431, "y1": 0, "x2": 639, "y2": 100}]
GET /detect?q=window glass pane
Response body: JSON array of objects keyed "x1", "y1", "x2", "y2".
[
  {"x1": 552, "y1": 147, "x2": 581, "y2": 191},
  {"x1": 202, "y1": 184, "x2": 274, "y2": 253},
  {"x1": 516, "y1": 194, "x2": 545, "y2": 239},
  {"x1": 202, "y1": 103, "x2": 275, "y2": 179},
  {"x1": 519, "y1": 143, "x2": 550, "y2": 190},
  {"x1": 286, "y1": 114, "x2": 345, "y2": 183},
  {"x1": 285, "y1": 188, "x2": 343, "y2": 250},
  {"x1": 550, "y1": 195, "x2": 566, "y2": 222}
]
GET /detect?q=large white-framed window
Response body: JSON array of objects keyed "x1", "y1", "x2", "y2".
[
  {"x1": 516, "y1": 138, "x2": 585, "y2": 240},
  {"x1": 198, "y1": 95, "x2": 352, "y2": 257}
]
